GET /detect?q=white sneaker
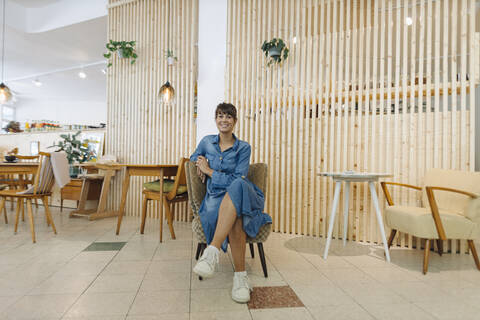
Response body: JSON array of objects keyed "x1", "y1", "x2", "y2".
[
  {"x1": 193, "y1": 245, "x2": 219, "y2": 278},
  {"x1": 231, "y1": 272, "x2": 252, "y2": 303}
]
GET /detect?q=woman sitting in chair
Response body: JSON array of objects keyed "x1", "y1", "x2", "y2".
[{"x1": 191, "y1": 102, "x2": 272, "y2": 303}]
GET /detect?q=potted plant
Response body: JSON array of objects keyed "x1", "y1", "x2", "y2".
[
  {"x1": 261, "y1": 38, "x2": 289, "y2": 66},
  {"x1": 104, "y1": 40, "x2": 138, "y2": 67},
  {"x1": 49, "y1": 131, "x2": 94, "y2": 177},
  {"x1": 165, "y1": 49, "x2": 178, "y2": 66}
]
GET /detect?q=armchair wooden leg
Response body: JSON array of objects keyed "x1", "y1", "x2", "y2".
[
  {"x1": 60, "y1": 198, "x2": 63, "y2": 212},
  {"x1": 436, "y1": 240, "x2": 443, "y2": 256},
  {"x1": 43, "y1": 196, "x2": 56, "y2": 234},
  {"x1": 21, "y1": 199, "x2": 24, "y2": 221},
  {"x1": 423, "y1": 239, "x2": 431, "y2": 275},
  {"x1": 468, "y1": 240, "x2": 480, "y2": 271},
  {"x1": 14, "y1": 199, "x2": 21, "y2": 233},
  {"x1": 140, "y1": 196, "x2": 148, "y2": 234},
  {"x1": 387, "y1": 229, "x2": 397, "y2": 249},
  {"x1": 195, "y1": 243, "x2": 202, "y2": 260},
  {"x1": 34, "y1": 198, "x2": 38, "y2": 209},
  {"x1": 257, "y1": 243, "x2": 268, "y2": 278},
  {"x1": 0, "y1": 197, "x2": 6, "y2": 224},
  {"x1": 162, "y1": 197, "x2": 176, "y2": 241},
  {"x1": 26, "y1": 199, "x2": 36, "y2": 243},
  {"x1": 249, "y1": 243, "x2": 254, "y2": 258}
]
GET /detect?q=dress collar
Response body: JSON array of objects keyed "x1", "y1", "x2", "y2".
[{"x1": 213, "y1": 134, "x2": 239, "y2": 151}]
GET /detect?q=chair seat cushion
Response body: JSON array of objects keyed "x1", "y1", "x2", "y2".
[
  {"x1": 385, "y1": 205, "x2": 479, "y2": 239},
  {"x1": 143, "y1": 179, "x2": 187, "y2": 195}
]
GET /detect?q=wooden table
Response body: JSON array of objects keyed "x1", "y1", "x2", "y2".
[
  {"x1": 115, "y1": 164, "x2": 178, "y2": 235},
  {"x1": 319, "y1": 172, "x2": 393, "y2": 262},
  {"x1": 70, "y1": 163, "x2": 123, "y2": 220},
  {"x1": 0, "y1": 162, "x2": 38, "y2": 175}
]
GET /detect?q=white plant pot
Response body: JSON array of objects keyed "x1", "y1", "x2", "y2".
[
  {"x1": 117, "y1": 50, "x2": 126, "y2": 59},
  {"x1": 268, "y1": 47, "x2": 282, "y2": 58},
  {"x1": 167, "y1": 57, "x2": 175, "y2": 65}
]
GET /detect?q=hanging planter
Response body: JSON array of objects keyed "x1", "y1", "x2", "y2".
[
  {"x1": 165, "y1": 49, "x2": 178, "y2": 66},
  {"x1": 103, "y1": 40, "x2": 138, "y2": 67},
  {"x1": 261, "y1": 38, "x2": 289, "y2": 67}
]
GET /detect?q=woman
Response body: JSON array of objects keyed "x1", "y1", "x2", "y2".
[{"x1": 190, "y1": 102, "x2": 272, "y2": 303}]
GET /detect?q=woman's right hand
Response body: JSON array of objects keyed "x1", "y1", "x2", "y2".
[{"x1": 196, "y1": 166, "x2": 205, "y2": 183}]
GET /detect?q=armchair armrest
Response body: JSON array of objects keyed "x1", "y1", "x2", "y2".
[
  {"x1": 425, "y1": 186, "x2": 479, "y2": 241},
  {"x1": 184, "y1": 161, "x2": 206, "y2": 215},
  {"x1": 380, "y1": 181, "x2": 422, "y2": 206}
]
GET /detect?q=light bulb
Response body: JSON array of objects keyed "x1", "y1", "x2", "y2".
[
  {"x1": 0, "y1": 83, "x2": 12, "y2": 103},
  {"x1": 78, "y1": 71, "x2": 87, "y2": 79},
  {"x1": 158, "y1": 81, "x2": 175, "y2": 104}
]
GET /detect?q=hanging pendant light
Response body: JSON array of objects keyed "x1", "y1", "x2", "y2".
[
  {"x1": 158, "y1": 0, "x2": 175, "y2": 104},
  {"x1": 0, "y1": 0, "x2": 11, "y2": 104}
]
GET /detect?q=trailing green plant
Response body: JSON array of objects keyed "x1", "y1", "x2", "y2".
[
  {"x1": 49, "y1": 131, "x2": 93, "y2": 164},
  {"x1": 165, "y1": 49, "x2": 178, "y2": 61},
  {"x1": 104, "y1": 40, "x2": 138, "y2": 67},
  {"x1": 261, "y1": 38, "x2": 289, "y2": 66}
]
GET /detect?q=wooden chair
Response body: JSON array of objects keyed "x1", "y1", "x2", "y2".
[
  {"x1": 185, "y1": 161, "x2": 271, "y2": 278},
  {"x1": 140, "y1": 157, "x2": 189, "y2": 242},
  {"x1": 381, "y1": 169, "x2": 480, "y2": 274},
  {"x1": 15, "y1": 155, "x2": 40, "y2": 220},
  {"x1": 0, "y1": 152, "x2": 58, "y2": 243}
]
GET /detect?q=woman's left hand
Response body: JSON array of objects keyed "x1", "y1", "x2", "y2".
[{"x1": 196, "y1": 156, "x2": 213, "y2": 176}]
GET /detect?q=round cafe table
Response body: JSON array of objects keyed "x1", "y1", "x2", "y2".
[{"x1": 318, "y1": 172, "x2": 393, "y2": 262}]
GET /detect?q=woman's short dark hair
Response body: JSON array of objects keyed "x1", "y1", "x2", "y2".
[{"x1": 215, "y1": 102, "x2": 237, "y2": 120}]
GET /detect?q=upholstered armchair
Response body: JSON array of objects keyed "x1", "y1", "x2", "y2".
[
  {"x1": 185, "y1": 161, "x2": 271, "y2": 277},
  {"x1": 381, "y1": 169, "x2": 480, "y2": 274}
]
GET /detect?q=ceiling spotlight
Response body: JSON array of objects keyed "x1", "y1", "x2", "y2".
[
  {"x1": 32, "y1": 79, "x2": 42, "y2": 87},
  {"x1": 405, "y1": 17, "x2": 413, "y2": 26},
  {"x1": 78, "y1": 71, "x2": 87, "y2": 79}
]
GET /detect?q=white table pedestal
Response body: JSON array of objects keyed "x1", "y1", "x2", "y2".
[{"x1": 319, "y1": 172, "x2": 392, "y2": 262}]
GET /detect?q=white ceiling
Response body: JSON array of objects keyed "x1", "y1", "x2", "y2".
[
  {"x1": 10, "y1": 0, "x2": 62, "y2": 8},
  {"x1": 4, "y1": 10, "x2": 107, "y2": 104}
]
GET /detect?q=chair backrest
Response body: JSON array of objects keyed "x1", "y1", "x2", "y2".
[
  {"x1": 184, "y1": 161, "x2": 268, "y2": 215},
  {"x1": 422, "y1": 169, "x2": 480, "y2": 217},
  {"x1": 166, "y1": 157, "x2": 189, "y2": 200},
  {"x1": 32, "y1": 152, "x2": 55, "y2": 195}
]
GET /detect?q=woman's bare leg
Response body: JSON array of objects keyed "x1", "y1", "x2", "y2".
[
  {"x1": 229, "y1": 218, "x2": 246, "y2": 271},
  {"x1": 210, "y1": 193, "x2": 237, "y2": 249}
]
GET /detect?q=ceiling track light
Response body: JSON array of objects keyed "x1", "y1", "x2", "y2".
[
  {"x1": 32, "y1": 79, "x2": 42, "y2": 87},
  {"x1": 78, "y1": 70, "x2": 87, "y2": 79}
]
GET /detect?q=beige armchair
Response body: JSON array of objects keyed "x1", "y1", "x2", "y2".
[
  {"x1": 185, "y1": 161, "x2": 271, "y2": 278},
  {"x1": 381, "y1": 169, "x2": 480, "y2": 274}
]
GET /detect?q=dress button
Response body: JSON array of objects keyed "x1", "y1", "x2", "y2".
[
  {"x1": 219, "y1": 156, "x2": 223, "y2": 160},
  {"x1": 241, "y1": 175, "x2": 245, "y2": 179}
]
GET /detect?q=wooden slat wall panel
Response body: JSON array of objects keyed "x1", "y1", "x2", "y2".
[
  {"x1": 226, "y1": 0, "x2": 478, "y2": 252},
  {"x1": 106, "y1": 0, "x2": 198, "y2": 221}
]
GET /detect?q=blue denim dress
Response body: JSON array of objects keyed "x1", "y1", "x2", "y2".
[{"x1": 190, "y1": 134, "x2": 272, "y2": 252}]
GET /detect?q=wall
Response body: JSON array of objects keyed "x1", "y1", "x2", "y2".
[
  {"x1": 197, "y1": 0, "x2": 227, "y2": 143},
  {"x1": 15, "y1": 99, "x2": 107, "y2": 126},
  {"x1": 226, "y1": 0, "x2": 478, "y2": 253},
  {"x1": 106, "y1": 0, "x2": 198, "y2": 221}
]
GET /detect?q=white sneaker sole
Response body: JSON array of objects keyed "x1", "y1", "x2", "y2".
[
  {"x1": 231, "y1": 295, "x2": 250, "y2": 303},
  {"x1": 193, "y1": 264, "x2": 214, "y2": 278}
]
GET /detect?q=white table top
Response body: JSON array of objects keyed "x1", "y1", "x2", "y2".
[{"x1": 318, "y1": 171, "x2": 393, "y2": 181}]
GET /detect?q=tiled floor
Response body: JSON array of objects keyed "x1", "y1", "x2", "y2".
[{"x1": 1, "y1": 205, "x2": 480, "y2": 319}]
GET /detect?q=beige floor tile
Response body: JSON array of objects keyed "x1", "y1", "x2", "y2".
[
  {"x1": 290, "y1": 284, "x2": 356, "y2": 307},
  {"x1": 190, "y1": 289, "x2": 248, "y2": 312},
  {"x1": 146, "y1": 260, "x2": 191, "y2": 275},
  {"x1": 279, "y1": 269, "x2": 331, "y2": 287},
  {"x1": 250, "y1": 307, "x2": 314, "y2": 320},
  {"x1": 63, "y1": 316, "x2": 125, "y2": 320},
  {"x1": 414, "y1": 300, "x2": 480, "y2": 320},
  {"x1": 0, "y1": 296, "x2": 20, "y2": 313},
  {"x1": 54, "y1": 261, "x2": 109, "y2": 277},
  {"x1": 87, "y1": 274, "x2": 144, "y2": 293},
  {"x1": 139, "y1": 272, "x2": 190, "y2": 291},
  {"x1": 387, "y1": 281, "x2": 453, "y2": 303},
  {"x1": 308, "y1": 303, "x2": 374, "y2": 320},
  {"x1": 1, "y1": 294, "x2": 78, "y2": 320},
  {"x1": 191, "y1": 271, "x2": 234, "y2": 290},
  {"x1": 341, "y1": 282, "x2": 408, "y2": 305},
  {"x1": 153, "y1": 247, "x2": 192, "y2": 261},
  {"x1": 65, "y1": 292, "x2": 136, "y2": 317},
  {"x1": 190, "y1": 310, "x2": 252, "y2": 320},
  {"x1": 301, "y1": 254, "x2": 354, "y2": 269},
  {"x1": 126, "y1": 314, "x2": 189, "y2": 320},
  {"x1": 319, "y1": 267, "x2": 374, "y2": 284},
  {"x1": 128, "y1": 290, "x2": 189, "y2": 315},
  {"x1": 70, "y1": 252, "x2": 117, "y2": 263},
  {"x1": 360, "y1": 266, "x2": 419, "y2": 283},
  {"x1": 101, "y1": 261, "x2": 151, "y2": 275},
  {"x1": 362, "y1": 303, "x2": 436, "y2": 320},
  {"x1": 343, "y1": 255, "x2": 392, "y2": 268},
  {"x1": 30, "y1": 274, "x2": 97, "y2": 295}
]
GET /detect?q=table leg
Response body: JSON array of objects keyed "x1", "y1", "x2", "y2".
[
  {"x1": 343, "y1": 181, "x2": 350, "y2": 246},
  {"x1": 323, "y1": 180, "x2": 342, "y2": 260},
  {"x1": 159, "y1": 169, "x2": 164, "y2": 242},
  {"x1": 116, "y1": 168, "x2": 131, "y2": 235},
  {"x1": 89, "y1": 170, "x2": 117, "y2": 220},
  {"x1": 368, "y1": 181, "x2": 391, "y2": 262}
]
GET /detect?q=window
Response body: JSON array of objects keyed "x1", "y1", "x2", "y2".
[{"x1": 1, "y1": 105, "x2": 15, "y2": 131}]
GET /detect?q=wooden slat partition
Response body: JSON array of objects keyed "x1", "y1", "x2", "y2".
[
  {"x1": 226, "y1": 0, "x2": 478, "y2": 252},
  {"x1": 106, "y1": 0, "x2": 198, "y2": 221}
]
